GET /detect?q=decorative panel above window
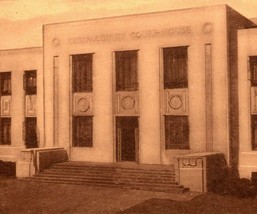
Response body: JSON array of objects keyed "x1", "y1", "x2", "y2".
[
  {"x1": 165, "y1": 88, "x2": 188, "y2": 115},
  {"x1": 116, "y1": 91, "x2": 139, "y2": 115},
  {"x1": 72, "y1": 54, "x2": 93, "y2": 93},
  {"x1": 73, "y1": 93, "x2": 93, "y2": 116},
  {"x1": 165, "y1": 115, "x2": 189, "y2": 150},
  {"x1": 25, "y1": 95, "x2": 37, "y2": 117},
  {"x1": 1, "y1": 96, "x2": 11, "y2": 117},
  {"x1": 0, "y1": 72, "x2": 11, "y2": 96},
  {"x1": 163, "y1": 47, "x2": 188, "y2": 89},
  {"x1": 115, "y1": 50, "x2": 138, "y2": 91},
  {"x1": 24, "y1": 70, "x2": 37, "y2": 95}
]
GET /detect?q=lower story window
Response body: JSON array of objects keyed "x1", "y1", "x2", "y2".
[
  {"x1": 165, "y1": 115, "x2": 189, "y2": 149},
  {"x1": 0, "y1": 118, "x2": 11, "y2": 145},
  {"x1": 252, "y1": 115, "x2": 257, "y2": 150},
  {"x1": 73, "y1": 116, "x2": 93, "y2": 147},
  {"x1": 25, "y1": 117, "x2": 38, "y2": 148}
]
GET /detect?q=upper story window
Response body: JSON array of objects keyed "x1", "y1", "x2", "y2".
[
  {"x1": 115, "y1": 50, "x2": 138, "y2": 91},
  {"x1": 72, "y1": 54, "x2": 93, "y2": 93},
  {"x1": 163, "y1": 47, "x2": 188, "y2": 89},
  {"x1": 24, "y1": 70, "x2": 37, "y2": 95},
  {"x1": 250, "y1": 56, "x2": 257, "y2": 86},
  {"x1": 0, "y1": 72, "x2": 11, "y2": 96}
]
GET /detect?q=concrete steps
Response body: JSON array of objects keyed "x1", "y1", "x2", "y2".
[{"x1": 24, "y1": 161, "x2": 188, "y2": 193}]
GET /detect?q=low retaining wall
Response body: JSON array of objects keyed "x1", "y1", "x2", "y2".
[
  {"x1": 37, "y1": 149, "x2": 68, "y2": 172},
  {"x1": 174, "y1": 152, "x2": 227, "y2": 192},
  {"x1": 16, "y1": 147, "x2": 68, "y2": 178}
]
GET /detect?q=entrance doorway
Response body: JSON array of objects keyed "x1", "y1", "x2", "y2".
[{"x1": 116, "y1": 117, "x2": 139, "y2": 162}]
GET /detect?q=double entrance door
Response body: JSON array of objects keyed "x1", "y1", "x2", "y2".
[{"x1": 116, "y1": 117, "x2": 139, "y2": 163}]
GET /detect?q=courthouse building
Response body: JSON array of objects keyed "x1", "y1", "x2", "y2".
[{"x1": 1, "y1": 4, "x2": 257, "y2": 180}]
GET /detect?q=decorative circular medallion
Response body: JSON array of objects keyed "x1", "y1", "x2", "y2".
[
  {"x1": 202, "y1": 22, "x2": 213, "y2": 33},
  {"x1": 169, "y1": 95, "x2": 183, "y2": 110},
  {"x1": 121, "y1": 96, "x2": 135, "y2": 110},
  {"x1": 52, "y1": 38, "x2": 60, "y2": 47},
  {"x1": 77, "y1": 98, "x2": 90, "y2": 112}
]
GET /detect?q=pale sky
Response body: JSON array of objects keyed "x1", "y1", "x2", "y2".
[{"x1": 1, "y1": 0, "x2": 257, "y2": 49}]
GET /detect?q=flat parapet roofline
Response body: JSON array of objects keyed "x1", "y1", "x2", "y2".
[{"x1": 43, "y1": 4, "x2": 228, "y2": 27}]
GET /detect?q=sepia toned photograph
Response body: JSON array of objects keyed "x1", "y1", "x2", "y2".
[{"x1": 1, "y1": 0, "x2": 257, "y2": 213}]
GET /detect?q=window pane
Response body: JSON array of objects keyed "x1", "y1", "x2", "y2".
[
  {"x1": 116, "y1": 50, "x2": 138, "y2": 91},
  {"x1": 0, "y1": 118, "x2": 11, "y2": 145},
  {"x1": 250, "y1": 56, "x2": 257, "y2": 86},
  {"x1": 73, "y1": 116, "x2": 93, "y2": 147},
  {"x1": 24, "y1": 70, "x2": 37, "y2": 95},
  {"x1": 165, "y1": 116, "x2": 189, "y2": 149},
  {"x1": 164, "y1": 47, "x2": 188, "y2": 89},
  {"x1": 25, "y1": 117, "x2": 38, "y2": 148},
  {"x1": 252, "y1": 115, "x2": 257, "y2": 150},
  {"x1": 1, "y1": 72, "x2": 11, "y2": 95},
  {"x1": 72, "y1": 54, "x2": 93, "y2": 92}
]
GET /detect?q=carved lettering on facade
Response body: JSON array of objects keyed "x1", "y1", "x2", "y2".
[{"x1": 68, "y1": 26, "x2": 191, "y2": 44}]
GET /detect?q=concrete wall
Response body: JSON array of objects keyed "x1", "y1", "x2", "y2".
[
  {"x1": 226, "y1": 6, "x2": 256, "y2": 175},
  {"x1": 43, "y1": 5, "x2": 230, "y2": 164},
  {"x1": 238, "y1": 29, "x2": 257, "y2": 178},
  {"x1": 0, "y1": 47, "x2": 43, "y2": 161}
]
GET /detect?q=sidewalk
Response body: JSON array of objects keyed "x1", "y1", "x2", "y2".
[{"x1": 0, "y1": 177, "x2": 200, "y2": 214}]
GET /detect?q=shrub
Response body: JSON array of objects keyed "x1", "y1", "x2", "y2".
[
  {"x1": 0, "y1": 161, "x2": 16, "y2": 176},
  {"x1": 212, "y1": 177, "x2": 257, "y2": 198}
]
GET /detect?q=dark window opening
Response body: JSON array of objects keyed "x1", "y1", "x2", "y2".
[
  {"x1": 250, "y1": 56, "x2": 257, "y2": 86},
  {"x1": 24, "y1": 70, "x2": 37, "y2": 95},
  {"x1": 0, "y1": 118, "x2": 11, "y2": 145},
  {"x1": 25, "y1": 117, "x2": 38, "y2": 148},
  {"x1": 0, "y1": 72, "x2": 11, "y2": 96},
  {"x1": 252, "y1": 115, "x2": 257, "y2": 150},
  {"x1": 73, "y1": 116, "x2": 93, "y2": 147},
  {"x1": 72, "y1": 54, "x2": 93, "y2": 93},
  {"x1": 165, "y1": 115, "x2": 189, "y2": 150},
  {"x1": 116, "y1": 50, "x2": 138, "y2": 91},
  {"x1": 164, "y1": 47, "x2": 188, "y2": 89}
]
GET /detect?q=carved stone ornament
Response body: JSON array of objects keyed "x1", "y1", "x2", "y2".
[
  {"x1": 77, "y1": 98, "x2": 90, "y2": 112},
  {"x1": 73, "y1": 93, "x2": 93, "y2": 116},
  {"x1": 25, "y1": 95, "x2": 37, "y2": 117},
  {"x1": 1, "y1": 96, "x2": 11, "y2": 117},
  {"x1": 116, "y1": 91, "x2": 139, "y2": 115},
  {"x1": 121, "y1": 96, "x2": 135, "y2": 110},
  {"x1": 52, "y1": 38, "x2": 60, "y2": 47},
  {"x1": 165, "y1": 89, "x2": 188, "y2": 115},
  {"x1": 169, "y1": 95, "x2": 183, "y2": 110},
  {"x1": 202, "y1": 22, "x2": 213, "y2": 33}
]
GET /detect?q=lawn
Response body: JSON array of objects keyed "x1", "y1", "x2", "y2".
[
  {"x1": 120, "y1": 193, "x2": 257, "y2": 214},
  {"x1": 1, "y1": 176, "x2": 257, "y2": 214}
]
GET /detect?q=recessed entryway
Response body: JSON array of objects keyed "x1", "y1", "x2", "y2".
[{"x1": 116, "y1": 116, "x2": 139, "y2": 163}]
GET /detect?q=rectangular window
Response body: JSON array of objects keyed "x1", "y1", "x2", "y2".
[
  {"x1": 250, "y1": 56, "x2": 257, "y2": 86},
  {"x1": 115, "y1": 50, "x2": 138, "y2": 91},
  {"x1": 73, "y1": 116, "x2": 93, "y2": 147},
  {"x1": 25, "y1": 117, "x2": 38, "y2": 148},
  {"x1": 24, "y1": 70, "x2": 37, "y2": 95},
  {"x1": 0, "y1": 72, "x2": 11, "y2": 96},
  {"x1": 252, "y1": 115, "x2": 257, "y2": 150},
  {"x1": 0, "y1": 118, "x2": 11, "y2": 145},
  {"x1": 72, "y1": 54, "x2": 93, "y2": 93},
  {"x1": 165, "y1": 116, "x2": 189, "y2": 149},
  {"x1": 163, "y1": 47, "x2": 188, "y2": 89}
]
